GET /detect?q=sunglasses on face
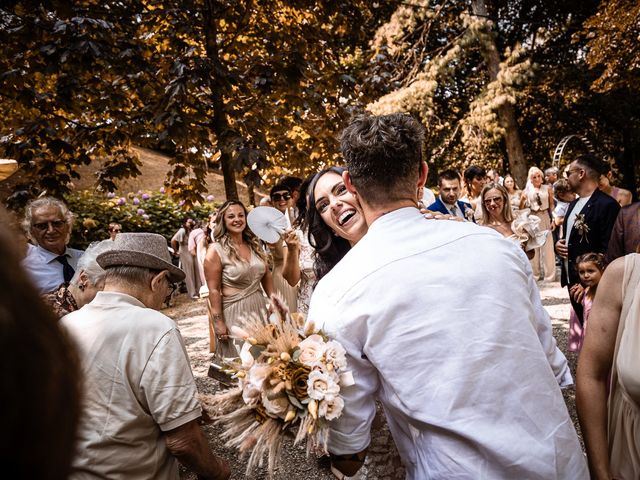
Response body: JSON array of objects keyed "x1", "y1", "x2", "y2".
[
  {"x1": 109, "y1": 228, "x2": 121, "y2": 233},
  {"x1": 32, "y1": 220, "x2": 66, "y2": 231},
  {"x1": 484, "y1": 197, "x2": 503, "y2": 205},
  {"x1": 271, "y1": 192, "x2": 291, "y2": 201}
]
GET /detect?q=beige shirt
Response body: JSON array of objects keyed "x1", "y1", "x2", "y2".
[{"x1": 61, "y1": 291, "x2": 201, "y2": 479}]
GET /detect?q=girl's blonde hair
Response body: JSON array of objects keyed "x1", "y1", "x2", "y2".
[{"x1": 214, "y1": 201, "x2": 268, "y2": 264}]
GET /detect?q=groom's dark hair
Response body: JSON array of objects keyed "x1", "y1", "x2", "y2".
[{"x1": 340, "y1": 113, "x2": 425, "y2": 207}]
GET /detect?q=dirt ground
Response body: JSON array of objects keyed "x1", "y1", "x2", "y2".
[{"x1": 166, "y1": 279, "x2": 581, "y2": 480}]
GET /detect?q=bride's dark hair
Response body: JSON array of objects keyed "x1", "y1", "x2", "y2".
[{"x1": 305, "y1": 166, "x2": 352, "y2": 282}]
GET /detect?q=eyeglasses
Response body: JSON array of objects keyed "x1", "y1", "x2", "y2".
[
  {"x1": 164, "y1": 277, "x2": 178, "y2": 304},
  {"x1": 32, "y1": 220, "x2": 67, "y2": 231},
  {"x1": 483, "y1": 197, "x2": 504, "y2": 205},
  {"x1": 109, "y1": 228, "x2": 121, "y2": 233},
  {"x1": 271, "y1": 192, "x2": 291, "y2": 201}
]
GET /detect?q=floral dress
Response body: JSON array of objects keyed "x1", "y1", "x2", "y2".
[{"x1": 43, "y1": 284, "x2": 78, "y2": 319}]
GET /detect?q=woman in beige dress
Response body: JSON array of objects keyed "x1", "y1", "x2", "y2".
[
  {"x1": 520, "y1": 166, "x2": 556, "y2": 282},
  {"x1": 577, "y1": 253, "x2": 640, "y2": 480},
  {"x1": 203, "y1": 200, "x2": 273, "y2": 356},
  {"x1": 503, "y1": 173, "x2": 522, "y2": 213}
]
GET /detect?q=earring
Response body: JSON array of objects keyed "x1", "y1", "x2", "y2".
[{"x1": 78, "y1": 283, "x2": 86, "y2": 291}]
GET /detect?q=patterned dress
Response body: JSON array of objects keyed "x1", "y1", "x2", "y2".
[{"x1": 43, "y1": 284, "x2": 78, "y2": 319}]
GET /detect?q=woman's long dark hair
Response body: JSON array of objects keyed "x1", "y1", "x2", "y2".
[{"x1": 305, "y1": 166, "x2": 352, "y2": 282}]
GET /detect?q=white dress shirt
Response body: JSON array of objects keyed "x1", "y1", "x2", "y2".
[
  {"x1": 308, "y1": 207, "x2": 586, "y2": 479},
  {"x1": 22, "y1": 243, "x2": 84, "y2": 293}
]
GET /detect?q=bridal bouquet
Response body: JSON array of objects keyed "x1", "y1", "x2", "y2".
[{"x1": 199, "y1": 296, "x2": 353, "y2": 477}]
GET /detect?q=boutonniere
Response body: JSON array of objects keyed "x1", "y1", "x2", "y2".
[
  {"x1": 574, "y1": 213, "x2": 590, "y2": 243},
  {"x1": 464, "y1": 207, "x2": 475, "y2": 221}
]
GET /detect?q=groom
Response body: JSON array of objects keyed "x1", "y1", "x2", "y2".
[{"x1": 307, "y1": 114, "x2": 587, "y2": 479}]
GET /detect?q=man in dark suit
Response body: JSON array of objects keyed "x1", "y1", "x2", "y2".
[
  {"x1": 606, "y1": 201, "x2": 640, "y2": 262},
  {"x1": 428, "y1": 169, "x2": 474, "y2": 221},
  {"x1": 555, "y1": 154, "x2": 620, "y2": 322}
]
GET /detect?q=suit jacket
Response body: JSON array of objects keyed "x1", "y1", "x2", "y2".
[
  {"x1": 606, "y1": 201, "x2": 640, "y2": 262},
  {"x1": 428, "y1": 197, "x2": 473, "y2": 221},
  {"x1": 561, "y1": 188, "x2": 620, "y2": 286}
]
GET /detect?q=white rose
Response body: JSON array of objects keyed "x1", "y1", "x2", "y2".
[
  {"x1": 261, "y1": 391, "x2": 289, "y2": 419},
  {"x1": 307, "y1": 369, "x2": 340, "y2": 401},
  {"x1": 319, "y1": 396, "x2": 344, "y2": 421},
  {"x1": 297, "y1": 334, "x2": 326, "y2": 366},
  {"x1": 241, "y1": 364, "x2": 269, "y2": 405},
  {"x1": 324, "y1": 340, "x2": 347, "y2": 370}
]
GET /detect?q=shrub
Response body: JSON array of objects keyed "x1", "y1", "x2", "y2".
[{"x1": 65, "y1": 190, "x2": 219, "y2": 249}]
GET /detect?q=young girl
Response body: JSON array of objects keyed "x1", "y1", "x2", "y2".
[{"x1": 568, "y1": 252, "x2": 606, "y2": 353}]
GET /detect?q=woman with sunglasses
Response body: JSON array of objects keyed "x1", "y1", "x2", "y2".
[
  {"x1": 520, "y1": 166, "x2": 556, "y2": 282},
  {"x1": 107, "y1": 223, "x2": 121, "y2": 241},
  {"x1": 203, "y1": 200, "x2": 273, "y2": 356},
  {"x1": 480, "y1": 183, "x2": 544, "y2": 260},
  {"x1": 268, "y1": 184, "x2": 298, "y2": 312}
]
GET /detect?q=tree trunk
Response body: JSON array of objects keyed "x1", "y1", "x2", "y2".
[
  {"x1": 471, "y1": 0, "x2": 528, "y2": 186},
  {"x1": 204, "y1": 0, "x2": 238, "y2": 201},
  {"x1": 247, "y1": 183, "x2": 256, "y2": 207}
]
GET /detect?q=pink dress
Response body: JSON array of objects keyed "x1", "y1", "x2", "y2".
[{"x1": 568, "y1": 290, "x2": 593, "y2": 353}]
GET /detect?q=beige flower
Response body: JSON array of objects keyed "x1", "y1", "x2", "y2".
[
  {"x1": 297, "y1": 334, "x2": 326, "y2": 366},
  {"x1": 262, "y1": 391, "x2": 289, "y2": 419},
  {"x1": 307, "y1": 369, "x2": 340, "y2": 401},
  {"x1": 241, "y1": 364, "x2": 270, "y2": 406},
  {"x1": 319, "y1": 396, "x2": 344, "y2": 421},
  {"x1": 324, "y1": 340, "x2": 347, "y2": 370}
]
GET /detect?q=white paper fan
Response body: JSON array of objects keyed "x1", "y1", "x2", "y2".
[{"x1": 247, "y1": 207, "x2": 287, "y2": 243}]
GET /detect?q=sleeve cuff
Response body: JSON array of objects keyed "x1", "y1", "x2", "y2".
[{"x1": 158, "y1": 406, "x2": 202, "y2": 432}]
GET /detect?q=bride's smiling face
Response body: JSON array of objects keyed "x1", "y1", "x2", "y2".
[{"x1": 313, "y1": 171, "x2": 367, "y2": 246}]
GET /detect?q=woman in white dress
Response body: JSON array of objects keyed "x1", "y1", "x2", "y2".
[{"x1": 520, "y1": 167, "x2": 556, "y2": 282}]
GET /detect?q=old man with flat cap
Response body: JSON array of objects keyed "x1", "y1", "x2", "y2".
[{"x1": 61, "y1": 232, "x2": 230, "y2": 480}]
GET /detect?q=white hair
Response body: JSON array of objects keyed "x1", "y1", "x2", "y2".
[{"x1": 69, "y1": 240, "x2": 112, "y2": 286}]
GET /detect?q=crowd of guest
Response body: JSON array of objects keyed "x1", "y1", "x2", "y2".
[{"x1": 6, "y1": 116, "x2": 640, "y2": 479}]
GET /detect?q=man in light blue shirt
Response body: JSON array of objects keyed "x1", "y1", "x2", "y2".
[{"x1": 21, "y1": 197, "x2": 83, "y2": 293}]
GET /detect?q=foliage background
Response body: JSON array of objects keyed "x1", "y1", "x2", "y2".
[
  {"x1": 66, "y1": 190, "x2": 218, "y2": 249},
  {"x1": 0, "y1": 0, "x2": 638, "y2": 203}
]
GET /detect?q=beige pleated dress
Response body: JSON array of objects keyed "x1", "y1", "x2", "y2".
[
  {"x1": 211, "y1": 242, "x2": 269, "y2": 357},
  {"x1": 608, "y1": 253, "x2": 640, "y2": 479}
]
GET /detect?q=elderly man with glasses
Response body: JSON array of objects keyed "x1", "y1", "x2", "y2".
[{"x1": 21, "y1": 197, "x2": 84, "y2": 293}]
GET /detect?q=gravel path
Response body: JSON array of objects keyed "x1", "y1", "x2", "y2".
[{"x1": 168, "y1": 279, "x2": 581, "y2": 479}]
